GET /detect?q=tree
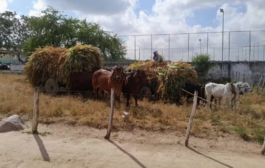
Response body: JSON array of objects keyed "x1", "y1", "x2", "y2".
[
  {"x1": 22, "y1": 7, "x2": 79, "y2": 55},
  {"x1": 192, "y1": 53, "x2": 214, "y2": 78},
  {"x1": 22, "y1": 7, "x2": 126, "y2": 61},
  {"x1": 76, "y1": 20, "x2": 126, "y2": 61},
  {"x1": 0, "y1": 11, "x2": 28, "y2": 63}
]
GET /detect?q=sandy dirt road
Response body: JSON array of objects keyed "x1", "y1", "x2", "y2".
[{"x1": 0, "y1": 123, "x2": 264, "y2": 168}]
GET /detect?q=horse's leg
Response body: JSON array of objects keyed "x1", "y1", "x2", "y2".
[
  {"x1": 229, "y1": 98, "x2": 232, "y2": 110},
  {"x1": 210, "y1": 96, "x2": 214, "y2": 109},
  {"x1": 126, "y1": 93, "x2": 130, "y2": 107},
  {"x1": 206, "y1": 94, "x2": 211, "y2": 108},
  {"x1": 134, "y1": 94, "x2": 138, "y2": 106},
  {"x1": 93, "y1": 87, "x2": 98, "y2": 100},
  {"x1": 222, "y1": 96, "x2": 226, "y2": 109}
]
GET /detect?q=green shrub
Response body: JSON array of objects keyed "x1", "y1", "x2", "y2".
[{"x1": 192, "y1": 54, "x2": 214, "y2": 77}]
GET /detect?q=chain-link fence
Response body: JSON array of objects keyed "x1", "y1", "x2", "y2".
[{"x1": 119, "y1": 30, "x2": 265, "y2": 62}]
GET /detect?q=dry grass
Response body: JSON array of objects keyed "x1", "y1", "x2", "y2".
[{"x1": 0, "y1": 73, "x2": 265, "y2": 142}]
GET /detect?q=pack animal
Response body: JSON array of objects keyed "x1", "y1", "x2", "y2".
[
  {"x1": 92, "y1": 66, "x2": 126, "y2": 101},
  {"x1": 69, "y1": 70, "x2": 98, "y2": 91},
  {"x1": 182, "y1": 83, "x2": 205, "y2": 105},
  {"x1": 242, "y1": 82, "x2": 252, "y2": 94},
  {"x1": 205, "y1": 82, "x2": 245, "y2": 109},
  {"x1": 122, "y1": 69, "x2": 147, "y2": 107},
  {"x1": 209, "y1": 82, "x2": 252, "y2": 109}
]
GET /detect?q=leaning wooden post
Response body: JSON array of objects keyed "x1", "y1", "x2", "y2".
[
  {"x1": 185, "y1": 91, "x2": 198, "y2": 147},
  {"x1": 262, "y1": 76, "x2": 265, "y2": 92},
  {"x1": 257, "y1": 76, "x2": 262, "y2": 92},
  {"x1": 247, "y1": 74, "x2": 250, "y2": 83},
  {"x1": 32, "y1": 88, "x2": 39, "y2": 134},
  {"x1": 261, "y1": 135, "x2": 265, "y2": 155},
  {"x1": 105, "y1": 88, "x2": 115, "y2": 139},
  {"x1": 251, "y1": 74, "x2": 254, "y2": 88}
]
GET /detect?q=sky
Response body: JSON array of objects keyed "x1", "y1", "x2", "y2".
[{"x1": 1, "y1": 0, "x2": 265, "y2": 61}]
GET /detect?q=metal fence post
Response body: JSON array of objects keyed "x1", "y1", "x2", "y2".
[
  {"x1": 188, "y1": 33, "x2": 190, "y2": 62},
  {"x1": 263, "y1": 45, "x2": 265, "y2": 61},
  {"x1": 228, "y1": 31, "x2": 230, "y2": 61},
  {"x1": 134, "y1": 35, "x2": 136, "y2": 60},
  {"x1": 242, "y1": 47, "x2": 244, "y2": 61},
  {"x1": 151, "y1": 34, "x2": 153, "y2": 61},
  {"x1": 253, "y1": 43, "x2": 255, "y2": 61},
  {"x1": 138, "y1": 47, "x2": 140, "y2": 60},
  {"x1": 258, "y1": 42, "x2": 259, "y2": 61},
  {"x1": 207, "y1": 33, "x2": 209, "y2": 54},
  {"x1": 237, "y1": 48, "x2": 239, "y2": 61},
  {"x1": 168, "y1": 34, "x2": 170, "y2": 61},
  {"x1": 249, "y1": 31, "x2": 251, "y2": 62}
]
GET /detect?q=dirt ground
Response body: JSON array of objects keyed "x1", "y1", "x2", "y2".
[{"x1": 0, "y1": 122, "x2": 264, "y2": 168}]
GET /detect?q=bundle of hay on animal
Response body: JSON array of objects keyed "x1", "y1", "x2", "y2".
[
  {"x1": 23, "y1": 44, "x2": 103, "y2": 94},
  {"x1": 127, "y1": 60, "x2": 198, "y2": 103}
]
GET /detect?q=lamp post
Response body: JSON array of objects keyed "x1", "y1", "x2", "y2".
[
  {"x1": 220, "y1": 8, "x2": 224, "y2": 80},
  {"x1": 199, "y1": 39, "x2": 201, "y2": 54}
]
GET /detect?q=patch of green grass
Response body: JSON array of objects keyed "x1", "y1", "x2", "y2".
[
  {"x1": 211, "y1": 118, "x2": 221, "y2": 126},
  {"x1": 234, "y1": 127, "x2": 250, "y2": 141},
  {"x1": 219, "y1": 125, "x2": 230, "y2": 133},
  {"x1": 253, "y1": 128, "x2": 265, "y2": 143}
]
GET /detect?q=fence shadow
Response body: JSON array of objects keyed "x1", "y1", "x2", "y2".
[
  {"x1": 107, "y1": 139, "x2": 147, "y2": 168},
  {"x1": 33, "y1": 134, "x2": 50, "y2": 162},
  {"x1": 187, "y1": 146, "x2": 233, "y2": 168}
]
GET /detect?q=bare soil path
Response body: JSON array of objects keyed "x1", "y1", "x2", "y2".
[{"x1": 0, "y1": 123, "x2": 264, "y2": 168}]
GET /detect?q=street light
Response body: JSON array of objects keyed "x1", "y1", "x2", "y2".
[
  {"x1": 199, "y1": 39, "x2": 201, "y2": 54},
  {"x1": 220, "y1": 8, "x2": 224, "y2": 80}
]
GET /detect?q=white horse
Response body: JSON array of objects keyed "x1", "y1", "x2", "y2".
[{"x1": 205, "y1": 82, "x2": 245, "y2": 109}]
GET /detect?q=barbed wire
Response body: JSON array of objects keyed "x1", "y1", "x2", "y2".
[
  {"x1": 33, "y1": 87, "x2": 265, "y2": 129},
  {"x1": 1, "y1": 86, "x2": 265, "y2": 129}
]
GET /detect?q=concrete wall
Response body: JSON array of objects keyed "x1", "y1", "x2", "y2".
[
  {"x1": 10, "y1": 61, "x2": 265, "y2": 84},
  {"x1": 205, "y1": 62, "x2": 265, "y2": 84}
]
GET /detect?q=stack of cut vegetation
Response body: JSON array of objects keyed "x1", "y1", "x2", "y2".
[
  {"x1": 62, "y1": 44, "x2": 103, "y2": 76},
  {"x1": 23, "y1": 46, "x2": 68, "y2": 86},
  {"x1": 24, "y1": 44, "x2": 103, "y2": 87},
  {"x1": 158, "y1": 62, "x2": 198, "y2": 100},
  {"x1": 127, "y1": 61, "x2": 198, "y2": 101},
  {"x1": 128, "y1": 61, "x2": 168, "y2": 82}
]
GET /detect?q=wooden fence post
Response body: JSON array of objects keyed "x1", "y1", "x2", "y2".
[
  {"x1": 185, "y1": 91, "x2": 198, "y2": 147},
  {"x1": 32, "y1": 88, "x2": 39, "y2": 134},
  {"x1": 262, "y1": 135, "x2": 265, "y2": 155},
  {"x1": 105, "y1": 88, "x2": 115, "y2": 139},
  {"x1": 262, "y1": 76, "x2": 265, "y2": 92},
  {"x1": 243, "y1": 74, "x2": 245, "y2": 82},
  {"x1": 251, "y1": 74, "x2": 254, "y2": 88},
  {"x1": 247, "y1": 74, "x2": 250, "y2": 83},
  {"x1": 238, "y1": 72, "x2": 241, "y2": 81},
  {"x1": 257, "y1": 76, "x2": 263, "y2": 92},
  {"x1": 236, "y1": 72, "x2": 238, "y2": 82}
]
